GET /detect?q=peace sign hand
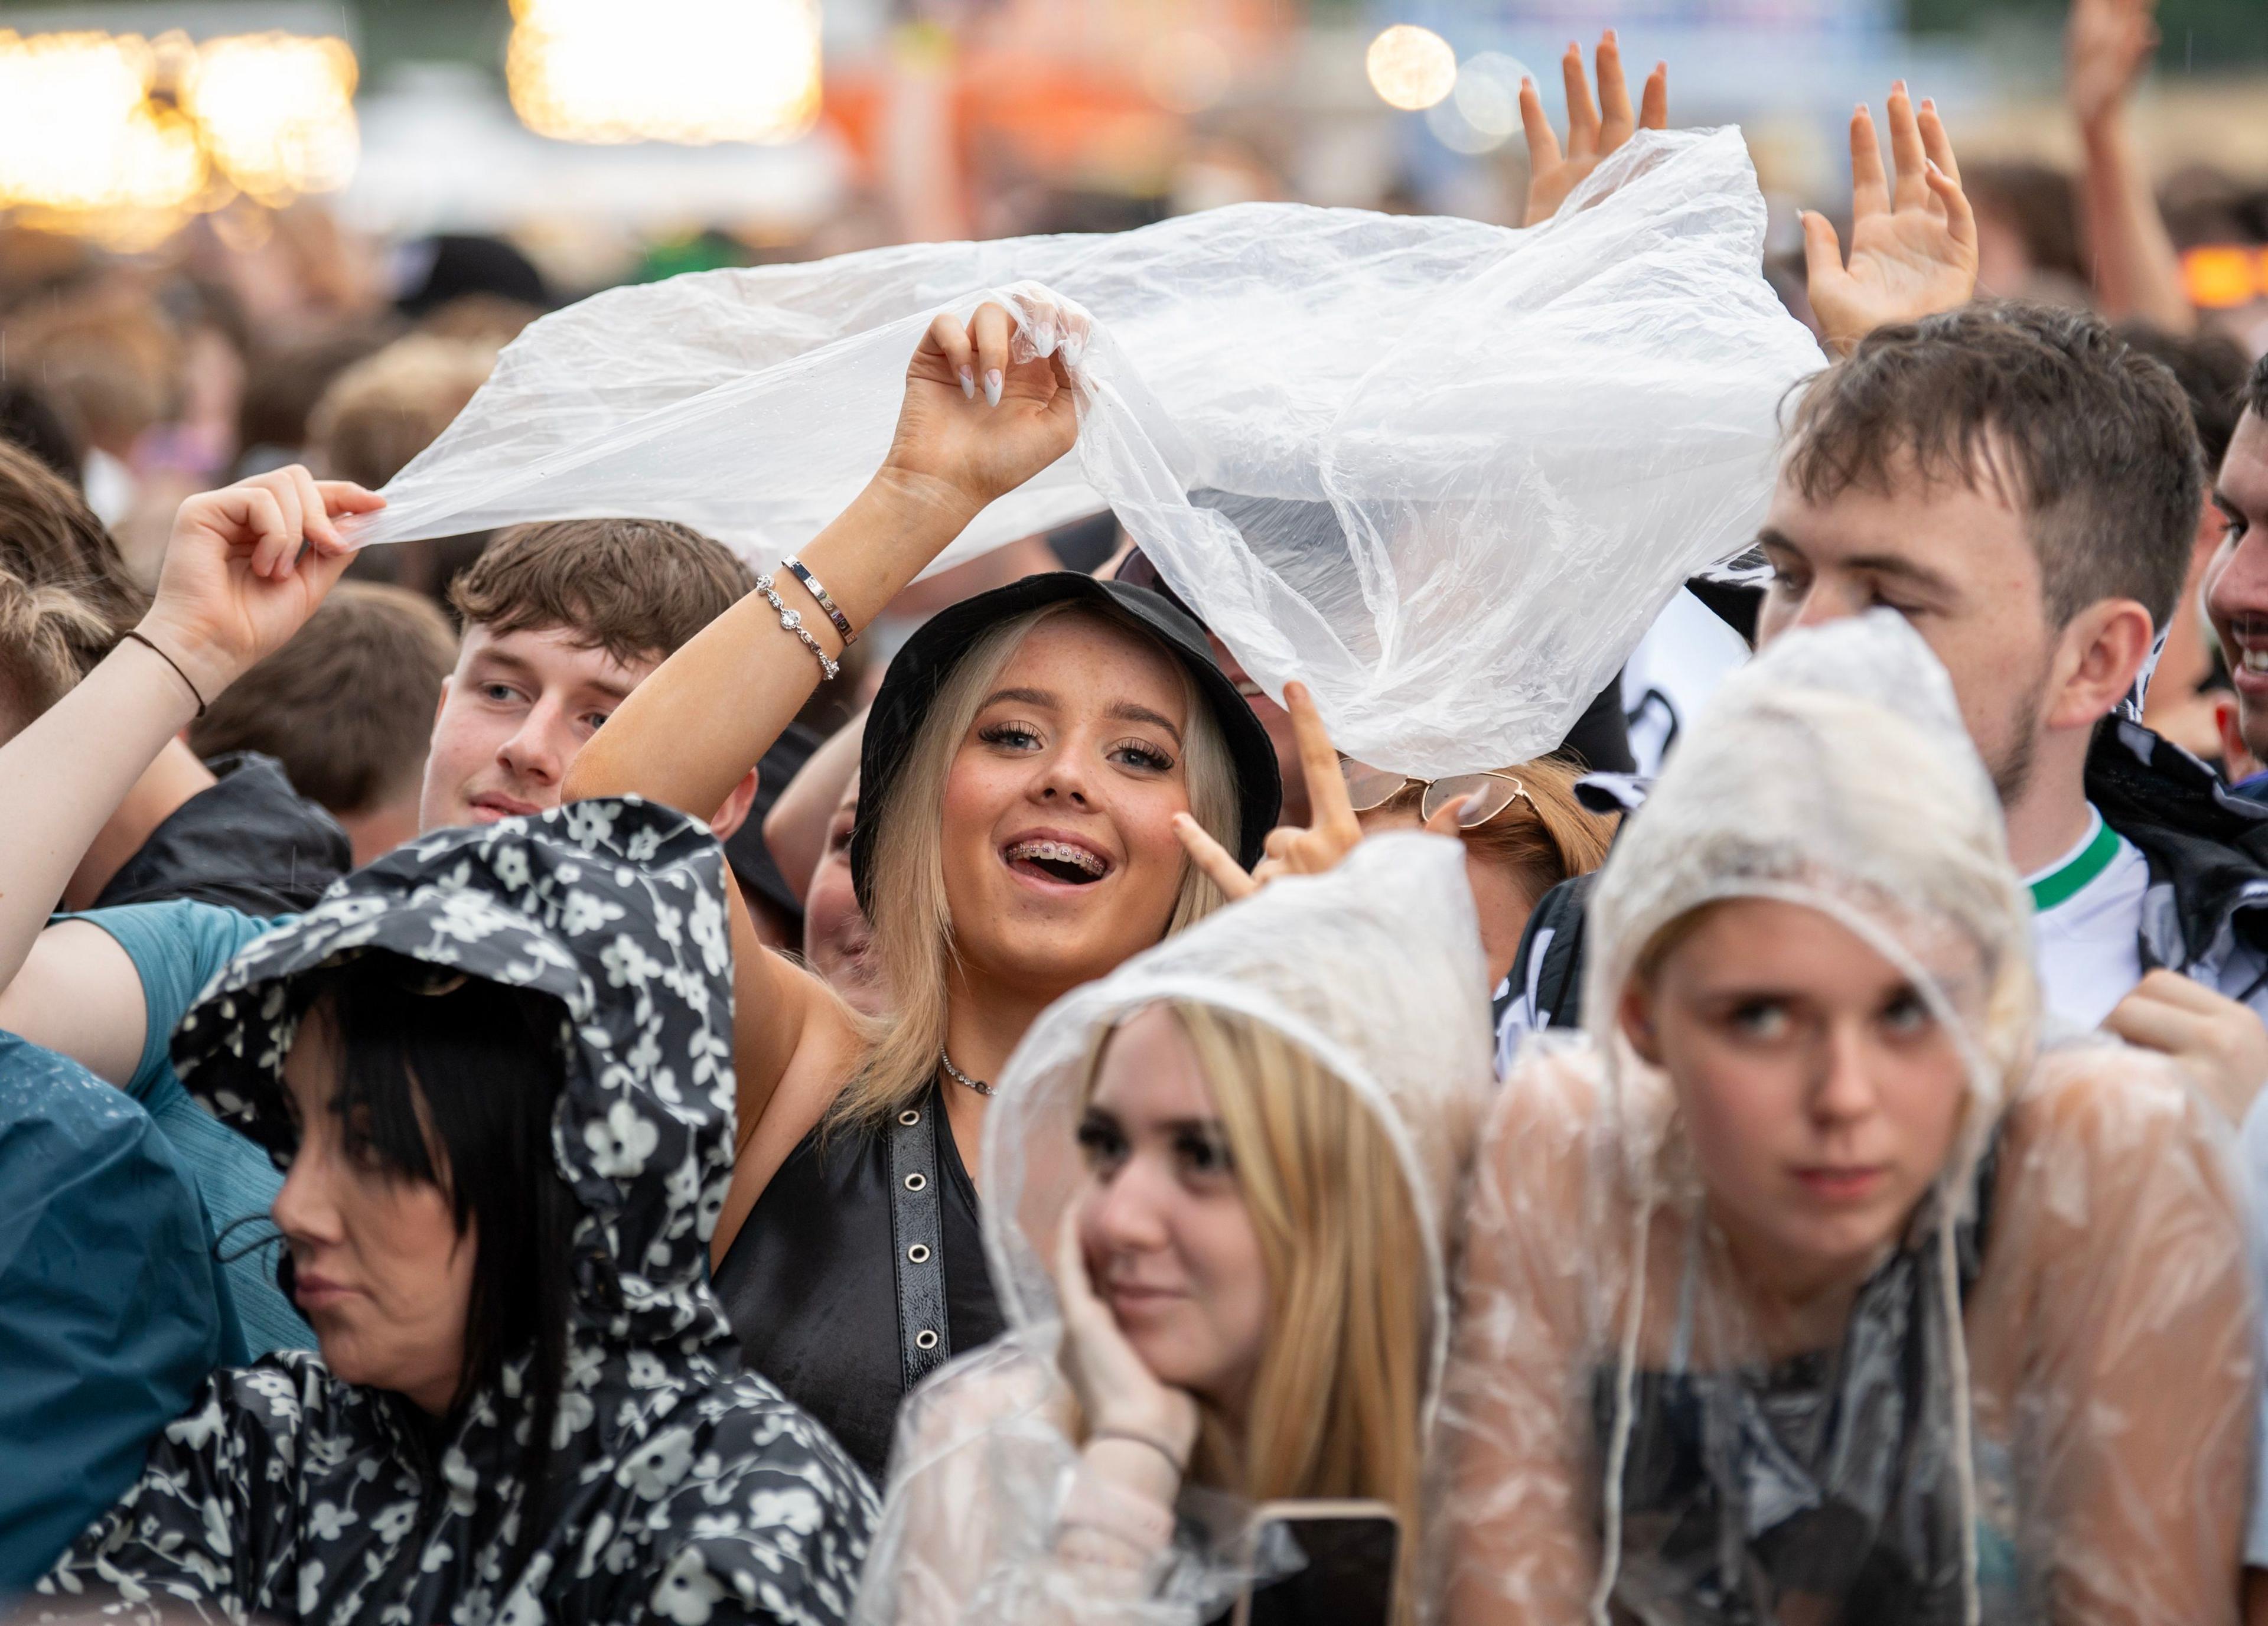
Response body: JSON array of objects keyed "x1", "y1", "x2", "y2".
[{"x1": 1172, "y1": 681, "x2": 1466, "y2": 902}]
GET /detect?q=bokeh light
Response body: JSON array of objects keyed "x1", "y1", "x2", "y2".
[
  {"x1": 1366, "y1": 25, "x2": 1457, "y2": 113},
  {"x1": 0, "y1": 32, "x2": 207, "y2": 217},
  {"x1": 186, "y1": 33, "x2": 359, "y2": 205},
  {"x1": 1453, "y1": 53, "x2": 1529, "y2": 141},
  {"x1": 508, "y1": 0, "x2": 823, "y2": 146},
  {"x1": 0, "y1": 28, "x2": 358, "y2": 244}
]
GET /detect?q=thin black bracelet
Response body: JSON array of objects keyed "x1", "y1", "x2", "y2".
[
  {"x1": 121, "y1": 630, "x2": 208, "y2": 717},
  {"x1": 1088, "y1": 1427, "x2": 1190, "y2": 1477}
]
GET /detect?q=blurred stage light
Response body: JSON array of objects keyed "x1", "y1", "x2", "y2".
[
  {"x1": 1366, "y1": 26, "x2": 1456, "y2": 113},
  {"x1": 0, "y1": 31, "x2": 207, "y2": 216},
  {"x1": 0, "y1": 28, "x2": 357, "y2": 243},
  {"x1": 508, "y1": 0, "x2": 823, "y2": 145},
  {"x1": 187, "y1": 32, "x2": 359, "y2": 204}
]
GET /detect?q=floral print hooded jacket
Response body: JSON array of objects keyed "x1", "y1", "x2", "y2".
[{"x1": 34, "y1": 798, "x2": 879, "y2": 1626}]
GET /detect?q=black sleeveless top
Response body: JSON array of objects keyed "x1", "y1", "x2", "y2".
[{"x1": 714, "y1": 1079, "x2": 1004, "y2": 1480}]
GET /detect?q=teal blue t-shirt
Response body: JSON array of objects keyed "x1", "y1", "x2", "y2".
[{"x1": 61, "y1": 902, "x2": 310, "y2": 1357}]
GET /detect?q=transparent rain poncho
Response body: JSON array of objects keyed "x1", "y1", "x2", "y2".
[
  {"x1": 851, "y1": 832, "x2": 1496, "y2": 1625},
  {"x1": 344, "y1": 128, "x2": 1823, "y2": 775},
  {"x1": 1431, "y1": 612, "x2": 2257, "y2": 1625}
]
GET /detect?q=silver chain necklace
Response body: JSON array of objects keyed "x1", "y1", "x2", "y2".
[{"x1": 939, "y1": 1050, "x2": 995, "y2": 1097}]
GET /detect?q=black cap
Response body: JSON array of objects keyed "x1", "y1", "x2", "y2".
[{"x1": 850, "y1": 572, "x2": 1281, "y2": 915}]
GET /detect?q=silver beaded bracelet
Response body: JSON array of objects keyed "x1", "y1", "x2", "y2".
[{"x1": 754, "y1": 572, "x2": 840, "y2": 682}]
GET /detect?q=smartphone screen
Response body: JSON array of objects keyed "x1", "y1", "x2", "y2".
[{"x1": 1237, "y1": 1511, "x2": 1399, "y2": 1626}]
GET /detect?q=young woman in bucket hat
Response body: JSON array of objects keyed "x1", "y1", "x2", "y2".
[{"x1": 565, "y1": 298, "x2": 1281, "y2": 1477}]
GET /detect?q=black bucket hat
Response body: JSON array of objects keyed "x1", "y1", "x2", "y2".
[{"x1": 850, "y1": 572, "x2": 1281, "y2": 914}]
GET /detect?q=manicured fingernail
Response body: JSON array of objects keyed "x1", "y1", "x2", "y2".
[
  {"x1": 984, "y1": 369, "x2": 1003, "y2": 408},
  {"x1": 959, "y1": 365, "x2": 976, "y2": 400},
  {"x1": 1460, "y1": 791, "x2": 1490, "y2": 820}
]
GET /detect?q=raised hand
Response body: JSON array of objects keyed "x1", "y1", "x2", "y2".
[
  {"x1": 2068, "y1": 0, "x2": 2158, "y2": 133},
  {"x1": 1173, "y1": 681, "x2": 1465, "y2": 901},
  {"x1": 881, "y1": 299, "x2": 1082, "y2": 526},
  {"x1": 1803, "y1": 84, "x2": 1978, "y2": 357},
  {"x1": 134, "y1": 466, "x2": 383, "y2": 706},
  {"x1": 1521, "y1": 31, "x2": 1668, "y2": 228}
]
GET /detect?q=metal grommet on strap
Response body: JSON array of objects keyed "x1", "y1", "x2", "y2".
[{"x1": 890, "y1": 1087, "x2": 951, "y2": 1389}]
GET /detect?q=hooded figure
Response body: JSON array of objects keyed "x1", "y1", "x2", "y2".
[
  {"x1": 34, "y1": 799, "x2": 878, "y2": 1626},
  {"x1": 852, "y1": 832, "x2": 1494, "y2": 1626},
  {"x1": 1433, "y1": 614, "x2": 2255, "y2": 1625}
]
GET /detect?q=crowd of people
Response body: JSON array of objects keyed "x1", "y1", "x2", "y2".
[{"x1": 6, "y1": 8, "x2": 2268, "y2": 1625}]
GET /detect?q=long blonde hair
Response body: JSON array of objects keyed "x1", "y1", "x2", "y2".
[
  {"x1": 832, "y1": 601, "x2": 1243, "y2": 1128},
  {"x1": 1169, "y1": 1001, "x2": 1432, "y2": 1626}
]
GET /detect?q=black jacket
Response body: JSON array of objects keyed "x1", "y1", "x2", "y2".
[
  {"x1": 92, "y1": 752, "x2": 350, "y2": 915},
  {"x1": 1497, "y1": 718, "x2": 2268, "y2": 1066}
]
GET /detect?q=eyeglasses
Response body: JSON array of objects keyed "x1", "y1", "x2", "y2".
[{"x1": 1338, "y1": 761, "x2": 1528, "y2": 828}]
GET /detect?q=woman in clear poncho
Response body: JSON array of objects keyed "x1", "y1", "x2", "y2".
[
  {"x1": 1433, "y1": 612, "x2": 2256, "y2": 1625},
  {"x1": 852, "y1": 830, "x2": 1495, "y2": 1626}
]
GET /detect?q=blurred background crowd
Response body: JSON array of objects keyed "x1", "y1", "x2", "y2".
[{"x1": 0, "y1": 0, "x2": 2262, "y2": 627}]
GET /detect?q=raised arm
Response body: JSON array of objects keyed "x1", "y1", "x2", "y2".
[
  {"x1": 0, "y1": 468, "x2": 377, "y2": 1077},
  {"x1": 2068, "y1": 0, "x2": 2197, "y2": 333},
  {"x1": 1803, "y1": 84, "x2": 1979, "y2": 356},
  {"x1": 561, "y1": 302, "x2": 1080, "y2": 1240}
]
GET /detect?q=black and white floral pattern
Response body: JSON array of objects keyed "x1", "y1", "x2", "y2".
[{"x1": 35, "y1": 797, "x2": 878, "y2": 1626}]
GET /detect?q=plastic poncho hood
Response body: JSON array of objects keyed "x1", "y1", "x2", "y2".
[
  {"x1": 854, "y1": 833, "x2": 1495, "y2": 1626},
  {"x1": 1582, "y1": 609, "x2": 2041, "y2": 1142},
  {"x1": 173, "y1": 796, "x2": 741, "y2": 1345},
  {"x1": 38, "y1": 799, "x2": 879, "y2": 1626},
  {"x1": 342, "y1": 128, "x2": 1823, "y2": 777}
]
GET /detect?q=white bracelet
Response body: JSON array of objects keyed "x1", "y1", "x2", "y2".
[{"x1": 754, "y1": 572, "x2": 840, "y2": 682}]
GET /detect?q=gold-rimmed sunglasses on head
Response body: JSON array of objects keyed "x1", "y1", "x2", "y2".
[{"x1": 1338, "y1": 761, "x2": 1529, "y2": 829}]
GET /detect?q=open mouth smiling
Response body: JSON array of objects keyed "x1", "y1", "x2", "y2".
[{"x1": 1003, "y1": 836, "x2": 1113, "y2": 887}]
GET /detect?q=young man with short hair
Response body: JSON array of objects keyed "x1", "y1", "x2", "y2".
[
  {"x1": 422, "y1": 516, "x2": 759, "y2": 833},
  {"x1": 2205, "y1": 355, "x2": 2268, "y2": 800},
  {"x1": 1510, "y1": 301, "x2": 2268, "y2": 1114}
]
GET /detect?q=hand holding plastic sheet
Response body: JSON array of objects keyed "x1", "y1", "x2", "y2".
[{"x1": 351, "y1": 126, "x2": 1824, "y2": 775}]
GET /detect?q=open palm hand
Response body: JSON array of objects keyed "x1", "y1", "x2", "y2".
[
  {"x1": 1521, "y1": 31, "x2": 1668, "y2": 228},
  {"x1": 1804, "y1": 84, "x2": 1977, "y2": 357}
]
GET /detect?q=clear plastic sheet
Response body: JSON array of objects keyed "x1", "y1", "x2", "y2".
[
  {"x1": 1432, "y1": 613, "x2": 2257, "y2": 1625},
  {"x1": 853, "y1": 832, "x2": 1497, "y2": 1625},
  {"x1": 346, "y1": 128, "x2": 1822, "y2": 775}
]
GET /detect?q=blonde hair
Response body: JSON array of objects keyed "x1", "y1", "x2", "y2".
[
  {"x1": 832, "y1": 600, "x2": 1241, "y2": 1127},
  {"x1": 1156, "y1": 1002, "x2": 1433, "y2": 1626}
]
